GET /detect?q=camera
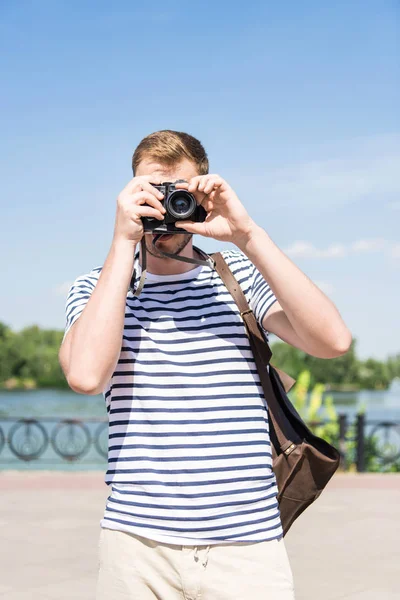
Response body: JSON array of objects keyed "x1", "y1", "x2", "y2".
[{"x1": 142, "y1": 180, "x2": 207, "y2": 234}]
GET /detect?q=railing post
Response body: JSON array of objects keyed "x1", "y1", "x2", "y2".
[
  {"x1": 356, "y1": 413, "x2": 366, "y2": 473},
  {"x1": 338, "y1": 414, "x2": 348, "y2": 470}
]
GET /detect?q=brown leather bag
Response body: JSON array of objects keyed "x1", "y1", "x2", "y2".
[{"x1": 212, "y1": 252, "x2": 341, "y2": 536}]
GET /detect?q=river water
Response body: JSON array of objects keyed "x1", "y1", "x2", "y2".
[{"x1": 0, "y1": 386, "x2": 399, "y2": 471}]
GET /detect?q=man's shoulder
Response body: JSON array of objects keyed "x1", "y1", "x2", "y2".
[
  {"x1": 77, "y1": 265, "x2": 103, "y2": 280},
  {"x1": 70, "y1": 266, "x2": 103, "y2": 290},
  {"x1": 219, "y1": 249, "x2": 253, "y2": 273}
]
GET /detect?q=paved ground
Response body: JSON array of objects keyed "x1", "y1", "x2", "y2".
[{"x1": 0, "y1": 471, "x2": 399, "y2": 600}]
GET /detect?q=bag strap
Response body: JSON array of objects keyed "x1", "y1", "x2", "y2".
[
  {"x1": 210, "y1": 252, "x2": 295, "y2": 391},
  {"x1": 211, "y1": 252, "x2": 296, "y2": 456},
  {"x1": 211, "y1": 252, "x2": 272, "y2": 364}
]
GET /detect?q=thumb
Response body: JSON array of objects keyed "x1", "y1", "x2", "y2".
[{"x1": 175, "y1": 222, "x2": 209, "y2": 236}]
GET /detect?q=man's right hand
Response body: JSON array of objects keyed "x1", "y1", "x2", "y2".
[{"x1": 113, "y1": 176, "x2": 166, "y2": 244}]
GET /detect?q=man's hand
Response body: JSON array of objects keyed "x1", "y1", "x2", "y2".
[
  {"x1": 174, "y1": 175, "x2": 255, "y2": 247},
  {"x1": 113, "y1": 176, "x2": 166, "y2": 245}
]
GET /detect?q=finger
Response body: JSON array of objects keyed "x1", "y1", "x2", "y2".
[
  {"x1": 134, "y1": 206, "x2": 165, "y2": 220},
  {"x1": 203, "y1": 177, "x2": 220, "y2": 195},
  {"x1": 124, "y1": 175, "x2": 163, "y2": 195},
  {"x1": 175, "y1": 221, "x2": 209, "y2": 236},
  {"x1": 140, "y1": 174, "x2": 164, "y2": 185},
  {"x1": 139, "y1": 180, "x2": 165, "y2": 201},
  {"x1": 197, "y1": 176, "x2": 211, "y2": 193},
  {"x1": 173, "y1": 181, "x2": 189, "y2": 189},
  {"x1": 130, "y1": 191, "x2": 166, "y2": 214},
  {"x1": 174, "y1": 180, "x2": 208, "y2": 206},
  {"x1": 188, "y1": 176, "x2": 204, "y2": 193},
  {"x1": 198, "y1": 193, "x2": 209, "y2": 207},
  {"x1": 123, "y1": 176, "x2": 149, "y2": 194}
]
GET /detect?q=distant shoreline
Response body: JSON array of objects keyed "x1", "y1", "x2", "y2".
[{"x1": 0, "y1": 383, "x2": 387, "y2": 393}]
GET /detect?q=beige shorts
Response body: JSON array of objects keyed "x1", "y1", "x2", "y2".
[{"x1": 96, "y1": 527, "x2": 295, "y2": 600}]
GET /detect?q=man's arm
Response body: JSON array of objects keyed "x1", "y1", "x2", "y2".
[
  {"x1": 174, "y1": 174, "x2": 352, "y2": 360},
  {"x1": 59, "y1": 239, "x2": 136, "y2": 394},
  {"x1": 59, "y1": 175, "x2": 166, "y2": 394},
  {"x1": 238, "y1": 225, "x2": 352, "y2": 359},
  {"x1": 240, "y1": 225, "x2": 352, "y2": 358}
]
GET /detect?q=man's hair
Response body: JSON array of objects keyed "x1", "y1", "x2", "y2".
[{"x1": 132, "y1": 130, "x2": 209, "y2": 176}]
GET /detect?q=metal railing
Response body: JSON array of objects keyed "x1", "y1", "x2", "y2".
[
  {"x1": 308, "y1": 414, "x2": 400, "y2": 472},
  {"x1": 0, "y1": 417, "x2": 108, "y2": 463},
  {"x1": 354, "y1": 414, "x2": 400, "y2": 472},
  {"x1": 0, "y1": 414, "x2": 399, "y2": 471}
]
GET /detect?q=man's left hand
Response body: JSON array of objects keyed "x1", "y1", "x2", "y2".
[{"x1": 174, "y1": 175, "x2": 255, "y2": 246}]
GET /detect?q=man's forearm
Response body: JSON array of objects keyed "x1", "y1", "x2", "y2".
[
  {"x1": 63, "y1": 238, "x2": 135, "y2": 394},
  {"x1": 237, "y1": 224, "x2": 351, "y2": 354}
]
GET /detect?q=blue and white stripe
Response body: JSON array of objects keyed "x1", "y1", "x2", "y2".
[{"x1": 64, "y1": 249, "x2": 283, "y2": 544}]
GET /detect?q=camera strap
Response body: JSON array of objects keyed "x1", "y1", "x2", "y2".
[
  {"x1": 130, "y1": 238, "x2": 147, "y2": 297},
  {"x1": 129, "y1": 235, "x2": 215, "y2": 297}
]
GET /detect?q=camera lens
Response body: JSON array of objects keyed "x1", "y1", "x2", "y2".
[
  {"x1": 166, "y1": 191, "x2": 196, "y2": 220},
  {"x1": 173, "y1": 196, "x2": 191, "y2": 214}
]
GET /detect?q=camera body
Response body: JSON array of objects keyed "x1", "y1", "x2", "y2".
[{"x1": 142, "y1": 180, "x2": 207, "y2": 234}]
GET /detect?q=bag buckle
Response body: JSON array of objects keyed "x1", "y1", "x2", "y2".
[
  {"x1": 284, "y1": 443, "x2": 296, "y2": 456},
  {"x1": 240, "y1": 309, "x2": 253, "y2": 318}
]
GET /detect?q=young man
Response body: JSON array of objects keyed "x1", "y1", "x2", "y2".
[{"x1": 60, "y1": 130, "x2": 351, "y2": 599}]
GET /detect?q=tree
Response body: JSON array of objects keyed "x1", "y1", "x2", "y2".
[
  {"x1": 302, "y1": 340, "x2": 359, "y2": 387},
  {"x1": 357, "y1": 359, "x2": 391, "y2": 390},
  {"x1": 271, "y1": 339, "x2": 360, "y2": 387},
  {"x1": 270, "y1": 341, "x2": 306, "y2": 378},
  {"x1": 270, "y1": 339, "x2": 394, "y2": 390},
  {"x1": 0, "y1": 323, "x2": 398, "y2": 390},
  {"x1": 0, "y1": 322, "x2": 67, "y2": 388},
  {"x1": 387, "y1": 354, "x2": 400, "y2": 381}
]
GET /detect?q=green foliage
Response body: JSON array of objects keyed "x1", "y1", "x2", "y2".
[
  {"x1": 291, "y1": 371, "x2": 310, "y2": 415},
  {"x1": 290, "y1": 370, "x2": 339, "y2": 447},
  {"x1": 0, "y1": 322, "x2": 68, "y2": 390},
  {"x1": 343, "y1": 418, "x2": 400, "y2": 473},
  {"x1": 271, "y1": 339, "x2": 400, "y2": 390},
  {"x1": 387, "y1": 354, "x2": 400, "y2": 380},
  {"x1": 1, "y1": 321, "x2": 400, "y2": 392},
  {"x1": 357, "y1": 359, "x2": 391, "y2": 390},
  {"x1": 291, "y1": 375, "x2": 400, "y2": 473}
]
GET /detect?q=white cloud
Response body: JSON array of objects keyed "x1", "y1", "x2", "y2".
[
  {"x1": 283, "y1": 242, "x2": 316, "y2": 258},
  {"x1": 322, "y1": 244, "x2": 347, "y2": 258},
  {"x1": 266, "y1": 156, "x2": 399, "y2": 208},
  {"x1": 284, "y1": 241, "x2": 346, "y2": 259},
  {"x1": 351, "y1": 239, "x2": 387, "y2": 253},
  {"x1": 391, "y1": 244, "x2": 400, "y2": 259},
  {"x1": 284, "y1": 238, "x2": 397, "y2": 259},
  {"x1": 53, "y1": 282, "x2": 73, "y2": 296},
  {"x1": 315, "y1": 281, "x2": 335, "y2": 295},
  {"x1": 243, "y1": 134, "x2": 400, "y2": 209}
]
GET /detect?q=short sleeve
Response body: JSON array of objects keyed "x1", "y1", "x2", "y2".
[
  {"x1": 221, "y1": 251, "x2": 278, "y2": 332},
  {"x1": 63, "y1": 267, "x2": 102, "y2": 339},
  {"x1": 249, "y1": 264, "x2": 278, "y2": 329}
]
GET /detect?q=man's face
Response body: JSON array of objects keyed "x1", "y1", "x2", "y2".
[{"x1": 135, "y1": 158, "x2": 200, "y2": 259}]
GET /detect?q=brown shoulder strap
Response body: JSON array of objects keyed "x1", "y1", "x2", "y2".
[
  {"x1": 211, "y1": 252, "x2": 295, "y2": 392},
  {"x1": 211, "y1": 252, "x2": 272, "y2": 364},
  {"x1": 211, "y1": 252, "x2": 295, "y2": 454}
]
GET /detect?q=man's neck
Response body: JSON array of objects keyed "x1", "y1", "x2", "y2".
[{"x1": 139, "y1": 240, "x2": 200, "y2": 275}]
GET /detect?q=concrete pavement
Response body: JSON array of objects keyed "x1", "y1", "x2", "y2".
[{"x1": 0, "y1": 472, "x2": 399, "y2": 600}]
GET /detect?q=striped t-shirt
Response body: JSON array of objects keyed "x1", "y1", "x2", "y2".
[{"x1": 64, "y1": 249, "x2": 283, "y2": 544}]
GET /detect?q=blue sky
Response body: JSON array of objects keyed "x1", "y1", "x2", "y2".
[{"x1": 1, "y1": 0, "x2": 399, "y2": 360}]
